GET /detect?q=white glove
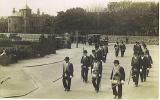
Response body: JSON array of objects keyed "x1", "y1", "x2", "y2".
[
  {"x1": 112, "y1": 80, "x2": 118, "y2": 84},
  {"x1": 99, "y1": 74, "x2": 101, "y2": 77},
  {"x1": 121, "y1": 80, "x2": 125, "y2": 85},
  {"x1": 147, "y1": 68, "x2": 149, "y2": 70},
  {"x1": 70, "y1": 76, "x2": 73, "y2": 78},
  {"x1": 140, "y1": 69, "x2": 142, "y2": 72}
]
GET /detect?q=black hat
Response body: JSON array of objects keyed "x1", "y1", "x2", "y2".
[
  {"x1": 64, "y1": 57, "x2": 70, "y2": 60},
  {"x1": 83, "y1": 50, "x2": 87, "y2": 53},
  {"x1": 92, "y1": 50, "x2": 95, "y2": 52},
  {"x1": 113, "y1": 60, "x2": 119, "y2": 64},
  {"x1": 141, "y1": 52, "x2": 144, "y2": 55}
]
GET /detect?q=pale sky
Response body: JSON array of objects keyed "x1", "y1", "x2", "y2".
[{"x1": 0, "y1": 0, "x2": 159, "y2": 16}]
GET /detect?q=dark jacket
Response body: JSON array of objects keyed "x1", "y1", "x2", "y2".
[
  {"x1": 139, "y1": 56, "x2": 149, "y2": 69},
  {"x1": 95, "y1": 49, "x2": 103, "y2": 61},
  {"x1": 104, "y1": 46, "x2": 108, "y2": 55},
  {"x1": 90, "y1": 54, "x2": 95, "y2": 66},
  {"x1": 63, "y1": 62, "x2": 74, "y2": 77},
  {"x1": 131, "y1": 56, "x2": 140, "y2": 70},
  {"x1": 120, "y1": 44, "x2": 126, "y2": 52},
  {"x1": 110, "y1": 66, "x2": 125, "y2": 81},
  {"x1": 81, "y1": 55, "x2": 90, "y2": 67},
  {"x1": 114, "y1": 44, "x2": 119, "y2": 51},
  {"x1": 133, "y1": 44, "x2": 142, "y2": 54}
]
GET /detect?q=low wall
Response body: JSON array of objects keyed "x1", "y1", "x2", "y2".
[{"x1": 104, "y1": 35, "x2": 159, "y2": 45}]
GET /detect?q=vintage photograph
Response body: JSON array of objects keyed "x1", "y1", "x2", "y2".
[{"x1": 0, "y1": 0, "x2": 159, "y2": 99}]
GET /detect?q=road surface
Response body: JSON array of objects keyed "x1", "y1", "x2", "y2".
[{"x1": 0, "y1": 44, "x2": 158, "y2": 99}]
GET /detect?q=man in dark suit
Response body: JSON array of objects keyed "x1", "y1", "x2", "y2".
[
  {"x1": 110, "y1": 60, "x2": 125, "y2": 99},
  {"x1": 119, "y1": 41, "x2": 126, "y2": 57},
  {"x1": 81, "y1": 50, "x2": 90, "y2": 83},
  {"x1": 91, "y1": 58, "x2": 101, "y2": 93},
  {"x1": 133, "y1": 42, "x2": 142, "y2": 56},
  {"x1": 90, "y1": 50, "x2": 96, "y2": 74},
  {"x1": 95, "y1": 44, "x2": 103, "y2": 76},
  {"x1": 62, "y1": 57, "x2": 74, "y2": 91},
  {"x1": 114, "y1": 42, "x2": 120, "y2": 57},
  {"x1": 131, "y1": 53, "x2": 140, "y2": 87},
  {"x1": 103, "y1": 43, "x2": 108, "y2": 63},
  {"x1": 139, "y1": 52, "x2": 149, "y2": 82}
]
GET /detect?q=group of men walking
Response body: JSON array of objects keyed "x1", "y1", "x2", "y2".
[
  {"x1": 114, "y1": 41, "x2": 126, "y2": 57},
  {"x1": 61, "y1": 40, "x2": 153, "y2": 99},
  {"x1": 81, "y1": 43, "x2": 108, "y2": 92},
  {"x1": 131, "y1": 42, "x2": 153, "y2": 87}
]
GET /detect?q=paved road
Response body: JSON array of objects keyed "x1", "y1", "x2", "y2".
[{"x1": 0, "y1": 44, "x2": 158, "y2": 99}]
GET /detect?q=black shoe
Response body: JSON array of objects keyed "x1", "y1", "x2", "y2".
[
  {"x1": 67, "y1": 89, "x2": 70, "y2": 91},
  {"x1": 114, "y1": 95, "x2": 117, "y2": 99},
  {"x1": 118, "y1": 96, "x2": 122, "y2": 99}
]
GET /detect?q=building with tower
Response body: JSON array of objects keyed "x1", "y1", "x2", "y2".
[{"x1": 8, "y1": 4, "x2": 53, "y2": 34}]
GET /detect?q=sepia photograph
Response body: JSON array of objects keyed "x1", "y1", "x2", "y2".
[{"x1": 0, "y1": 0, "x2": 159, "y2": 99}]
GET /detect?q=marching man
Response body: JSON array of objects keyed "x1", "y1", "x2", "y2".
[
  {"x1": 110, "y1": 60, "x2": 125, "y2": 99},
  {"x1": 139, "y1": 52, "x2": 148, "y2": 82},
  {"x1": 114, "y1": 42, "x2": 120, "y2": 57},
  {"x1": 62, "y1": 57, "x2": 74, "y2": 91},
  {"x1": 81, "y1": 50, "x2": 90, "y2": 83},
  {"x1": 91, "y1": 58, "x2": 101, "y2": 93},
  {"x1": 131, "y1": 53, "x2": 140, "y2": 87}
]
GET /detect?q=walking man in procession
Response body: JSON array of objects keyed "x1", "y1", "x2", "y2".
[
  {"x1": 139, "y1": 52, "x2": 149, "y2": 82},
  {"x1": 91, "y1": 58, "x2": 101, "y2": 93},
  {"x1": 110, "y1": 60, "x2": 125, "y2": 99},
  {"x1": 120, "y1": 41, "x2": 126, "y2": 57},
  {"x1": 81, "y1": 50, "x2": 90, "y2": 83},
  {"x1": 131, "y1": 53, "x2": 140, "y2": 87},
  {"x1": 62, "y1": 57, "x2": 74, "y2": 91},
  {"x1": 114, "y1": 42, "x2": 120, "y2": 57}
]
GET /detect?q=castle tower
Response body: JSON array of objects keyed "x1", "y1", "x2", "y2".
[
  {"x1": 19, "y1": 0, "x2": 32, "y2": 33},
  {"x1": 37, "y1": 8, "x2": 40, "y2": 15}
]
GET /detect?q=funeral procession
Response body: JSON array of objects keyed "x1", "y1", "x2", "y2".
[{"x1": 0, "y1": 0, "x2": 159, "y2": 99}]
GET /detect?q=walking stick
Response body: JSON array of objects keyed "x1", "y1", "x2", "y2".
[
  {"x1": 128, "y1": 69, "x2": 132, "y2": 85},
  {"x1": 52, "y1": 76, "x2": 63, "y2": 83}
]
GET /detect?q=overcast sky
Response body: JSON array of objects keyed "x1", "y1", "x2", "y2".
[{"x1": 0, "y1": 0, "x2": 158, "y2": 16}]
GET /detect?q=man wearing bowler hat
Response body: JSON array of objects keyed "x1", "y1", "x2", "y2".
[
  {"x1": 81, "y1": 50, "x2": 90, "y2": 83},
  {"x1": 62, "y1": 57, "x2": 74, "y2": 91},
  {"x1": 110, "y1": 60, "x2": 125, "y2": 99}
]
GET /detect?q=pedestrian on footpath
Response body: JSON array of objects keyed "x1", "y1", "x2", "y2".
[
  {"x1": 131, "y1": 53, "x2": 140, "y2": 87},
  {"x1": 91, "y1": 58, "x2": 101, "y2": 93},
  {"x1": 110, "y1": 60, "x2": 125, "y2": 99},
  {"x1": 62, "y1": 57, "x2": 74, "y2": 91},
  {"x1": 114, "y1": 42, "x2": 120, "y2": 57},
  {"x1": 81, "y1": 50, "x2": 90, "y2": 83},
  {"x1": 139, "y1": 52, "x2": 148, "y2": 82},
  {"x1": 119, "y1": 41, "x2": 126, "y2": 57}
]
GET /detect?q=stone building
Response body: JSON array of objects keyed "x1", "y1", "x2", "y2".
[{"x1": 8, "y1": 5, "x2": 53, "y2": 34}]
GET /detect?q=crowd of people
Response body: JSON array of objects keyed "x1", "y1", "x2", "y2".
[{"x1": 61, "y1": 40, "x2": 153, "y2": 99}]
